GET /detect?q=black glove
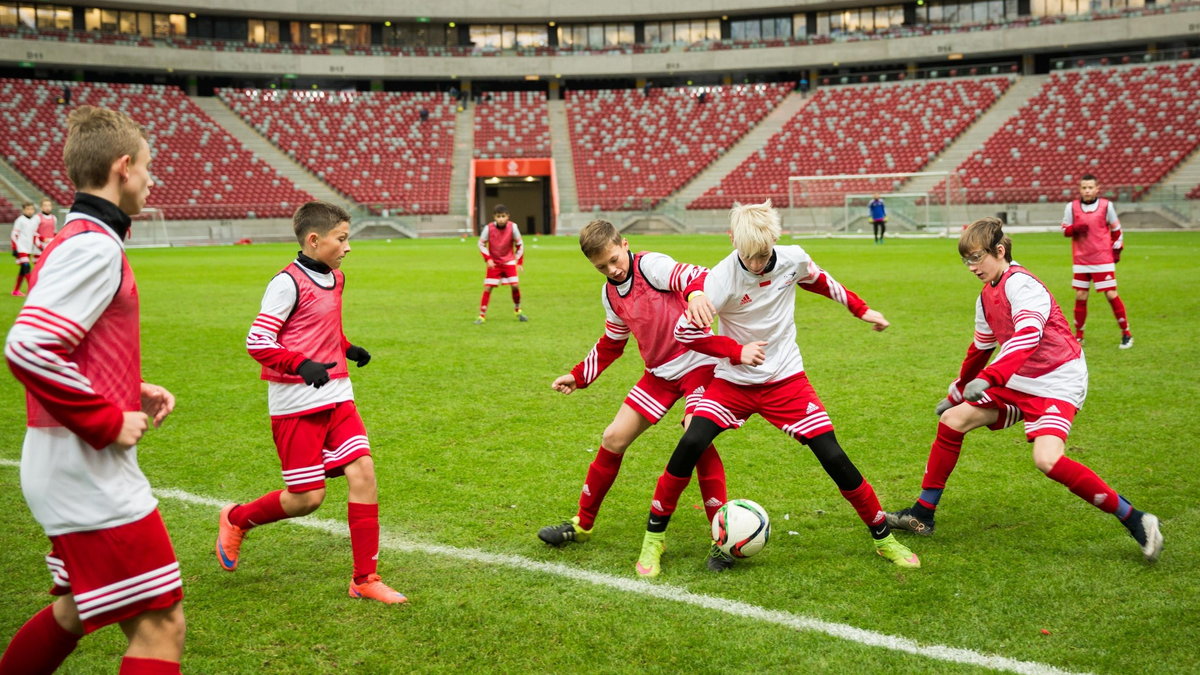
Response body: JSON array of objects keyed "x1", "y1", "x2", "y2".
[
  {"x1": 346, "y1": 345, "x2": 371, "y2": 368},
  {"x1": 297, "y1": 359, "x2": 337, "y2": 388}
]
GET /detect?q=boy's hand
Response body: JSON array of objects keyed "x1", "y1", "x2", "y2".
[
  {"x1": 935, "y1": 398, "x2": 954, "y2": 416},
  {"x1": 297, "y1": 359, "x2": 338, "y2": 388},
  {"x1": 963, "y1": 378, "x2": 990, "y2": 402},
  {"x1": 140, "y1": 382, "x2": 176, "y2": 428},
  {"x1": 686, "y1": 292, "x2": 715, "y2": 328},
  {"x1": 551, "y1": 374, "x2": 577, "y2": 395},
  {"x1": 486, "y1": 259, "x2": 496, "y2": 268},
  {"x1": 346, "y1": 345, "x2": 371, "y2": 367},
  {"x1": 738, "y1": 341, "x2": 768, "y2": 366},
  {"x1": 115, "y1": 411, "x2": 149, "y2": 449},
  {"x1": 860, "y1": 309, "x2": 889, "y2": 332}
]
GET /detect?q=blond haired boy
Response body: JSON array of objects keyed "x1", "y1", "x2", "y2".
[{"x1": 635, "y1": 200, "x2": 919, "y2": 576}]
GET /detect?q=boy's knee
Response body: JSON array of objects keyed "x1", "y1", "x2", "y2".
[
  {"x1": 286, "y1": 488, "x2": 326, "y2": 515},
  {"x1": 600, "y1": 426, "x2": 632, "y2": 454},
  {"x1": 939, "y1": 405, "x2": 975, "y2": 431},
  {"x1": 345, "y1": 456, "x2": 377, "y2": 486}
]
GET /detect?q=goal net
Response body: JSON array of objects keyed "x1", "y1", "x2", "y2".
[
  {"x1": 126, "y1": 207, "x2": 169, "y2": 247},
  {"x1": 786, "y1": 171, "x2": 967, "y2": 234}
]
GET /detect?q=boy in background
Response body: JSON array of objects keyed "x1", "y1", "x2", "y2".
[
  {"x1": 1061, "y1": 174, "x2": 1131, "y2": 348},
  {"x1": 216, "y1": 200, "x2": 407, "y2": 604},
  {"x1": 34, "y1": 197, "x2": 58, "y2": 260},
  {"x1": 10, "y1": 202, "x2": 36, "y2": 295},
  {"x1": 475, "y1": 203, "x2": 527, "y2": 324}
]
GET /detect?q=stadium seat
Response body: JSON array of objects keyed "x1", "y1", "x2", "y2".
[
  {"x1": 0, "y1": 78, "x2": 313, "y2": 219},
  {"x1": 690, "y1": 78, "x2": 1012, "y2": 209},
  {"x1": 218, "y1": 88, "x2": 454, "y2": 215},
  {"x1": 946, "y1": 62, "x2": 1200, "y2": 203},
  {"x1": 474, "y1": 91, "x2": 550, "y2": 159},
  {"x1": 567, "y1": 84, "x2": 791, "y2": 211}
]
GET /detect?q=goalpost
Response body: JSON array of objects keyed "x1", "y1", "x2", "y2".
[
  {"x1": 126, "y1": 207, "x2": 169, "y2": 247},
  {"x1": 786, "y1": 171, "x2": 968, "y2": 235}
]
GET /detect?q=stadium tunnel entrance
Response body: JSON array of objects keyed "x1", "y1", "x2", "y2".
[{"x1": 471, "y1": 159, "x2": 557, "y2": 235}]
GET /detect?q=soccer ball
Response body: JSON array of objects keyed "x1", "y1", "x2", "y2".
[{"x1": 711, "y1": 499, "x2": 770, "y2": 558}]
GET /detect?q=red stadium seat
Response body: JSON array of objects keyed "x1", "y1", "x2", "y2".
[
  {"x1": 474, "y1": 91, "x2": 550, "y2": 159},
  {"x1": 945, "y1": 63, "x2": 1200, "y2": 203},
  {"x1": 568, "y1": 84, "x2": 791, "y2": 211},
  {"x1": 690, "y1": 78, "x2": 1012, "y2": 209},
  {"x1": 0, "y1": 79, "x2": 313, "y2": 219},
  {"x1": 218, "y1": 88, "x2": 454, "y2": 215}
]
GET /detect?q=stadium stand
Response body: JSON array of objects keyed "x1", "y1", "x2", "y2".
[
  {"x1": 474, "y1": 91, "x2": 551, "y2": 159},
  {"x1": 0, "y1": 26, "x2": 152, "y2": 47},
  {"x1": 0, "y1": 195, "x2": 19, "y2": 224},
  {"x1": 0, "y1": 79, "x2": 312, "y2": 220},
  {"x1": 568, "y1": 83, "x2": 791, "y2": 211},
  {"x1": 948, "y1": 62, "x2": 1200, "y2": 203},
  {"x1": 690, "y1": 78, "x2": 1012, "y2": 209},
  {"x1": 218, "y1": 89, "x2": 455, "y2": 214}
]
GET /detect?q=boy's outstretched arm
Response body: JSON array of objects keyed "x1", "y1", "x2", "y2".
[{"x1": 796, "y1": 261, "x2": 887, "y2": 330}]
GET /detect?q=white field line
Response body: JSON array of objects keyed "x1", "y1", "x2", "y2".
[{"x1": 0, "y1": 461, "x2": 1085, "y2": 675}]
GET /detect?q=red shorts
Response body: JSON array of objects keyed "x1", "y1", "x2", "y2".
[
  {"x1": 967, "y1": 386, "x2": 1077, "y2": 441},
  {"x1": 46, "y1": 510, "x2": 182, "y2": 634},
  {"x1": 624, "y1": 364, "x2": 715, "y2": 424},
  {"x1": 271, "y1": 400, "x2": 371, "y2": 492},
  {"x1": 691, "y1": 372, "x2": 834, "y2": 443},
  {"x1": 1072, "y1": 271, "x2": 1117, "y2": 292},
  {"x1": 484, "y1": 262, "x2": 519, "y2": 287}
]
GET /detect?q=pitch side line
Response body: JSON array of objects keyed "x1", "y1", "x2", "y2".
[{"x1": 0, "y1": 462, "x2": 1083, "y2": 675}]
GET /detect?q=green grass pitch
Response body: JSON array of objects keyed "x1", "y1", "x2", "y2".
[{"x1": 0, "y1": 231, "x2": 1196, "y2": 673}]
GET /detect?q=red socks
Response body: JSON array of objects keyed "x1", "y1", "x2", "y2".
[
  {"x1": 119, "y1": 657, "x2": 181, "y2": 674},
  {"x1": 576, "y1": 446, "x2": 624, "y2": 530},
  {"x1": 0, "y1": 604, "x2": 80, "y2": 674},
  {"x1": 1074, "y1": 299, "x2": 1088, "y2": 336},
  {"x1": 1046, "y1": 456, "x2": 1118, "y2": 514},
  {"x1": 229, "y1": 490, "x2": 289, "y2": 530},
  {"x1": 479, "y1": 288, "x2": 492, "y2": 317},
  {"x1": 348, "y1": 502, "x2": 380, "y2": 583},
  {"x1": 1108, "y1": 296, "x2": 1130, "y2": 336},
  {"x1": 695, "y1": 445, "x2": 728, "y2": 522},
  {"x1": 921, "y1": 423, "x2": 966, "y2": 499},
  {"x1": 839, "y1": 479, "x2": 886, "y2": 527},
  {"x1": 511, "y1": 286, "x2": 521, "y2": 309},
  {"x1": 650, "y1": 472, "x2": 691, "y2": 517}
]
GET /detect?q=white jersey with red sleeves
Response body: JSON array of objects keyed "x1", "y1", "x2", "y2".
[
  {"x1": 1062, "y1": 198, "x2": 1121, "y2": 268},
  {"x1": 5, "y1": 214, "x2": 156, "y2": 536},
  {"x1": 478, "y1": 221, "x2": 524, "y2": 265},
  {"x1": 11, "y1": 214, "x2": 36, "y2": 258},
  {"x1": 570, "y1": 251, "x2": 715, "y2": 387},
  {"x1": 676, "y1": 246, "x2": 868, "y2": 386},
  {"x1": 246, "y1": 260, "x2": 353, "y2": 417},
  {"x1": 960, "y1": 264, "x2": 1087, "y2": 408}
]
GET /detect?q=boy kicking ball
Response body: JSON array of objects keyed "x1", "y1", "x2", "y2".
[
  {"x1": 885, "y1": 217, "x2": 1161, "y2": 563},
  {"x1": 635, "y1": 200, "x2": 919, "y2": 576}
]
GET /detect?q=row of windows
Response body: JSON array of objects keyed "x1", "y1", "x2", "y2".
[
  {"x1": 0, "y1": 0, "x2": 1179, "y2": 45},
  {"x1": 644, "y1": 19, "x2": 722, "y2": 45},
  {"x1": 0, "y1": 4, "x2": 71, "y2": 29}
]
